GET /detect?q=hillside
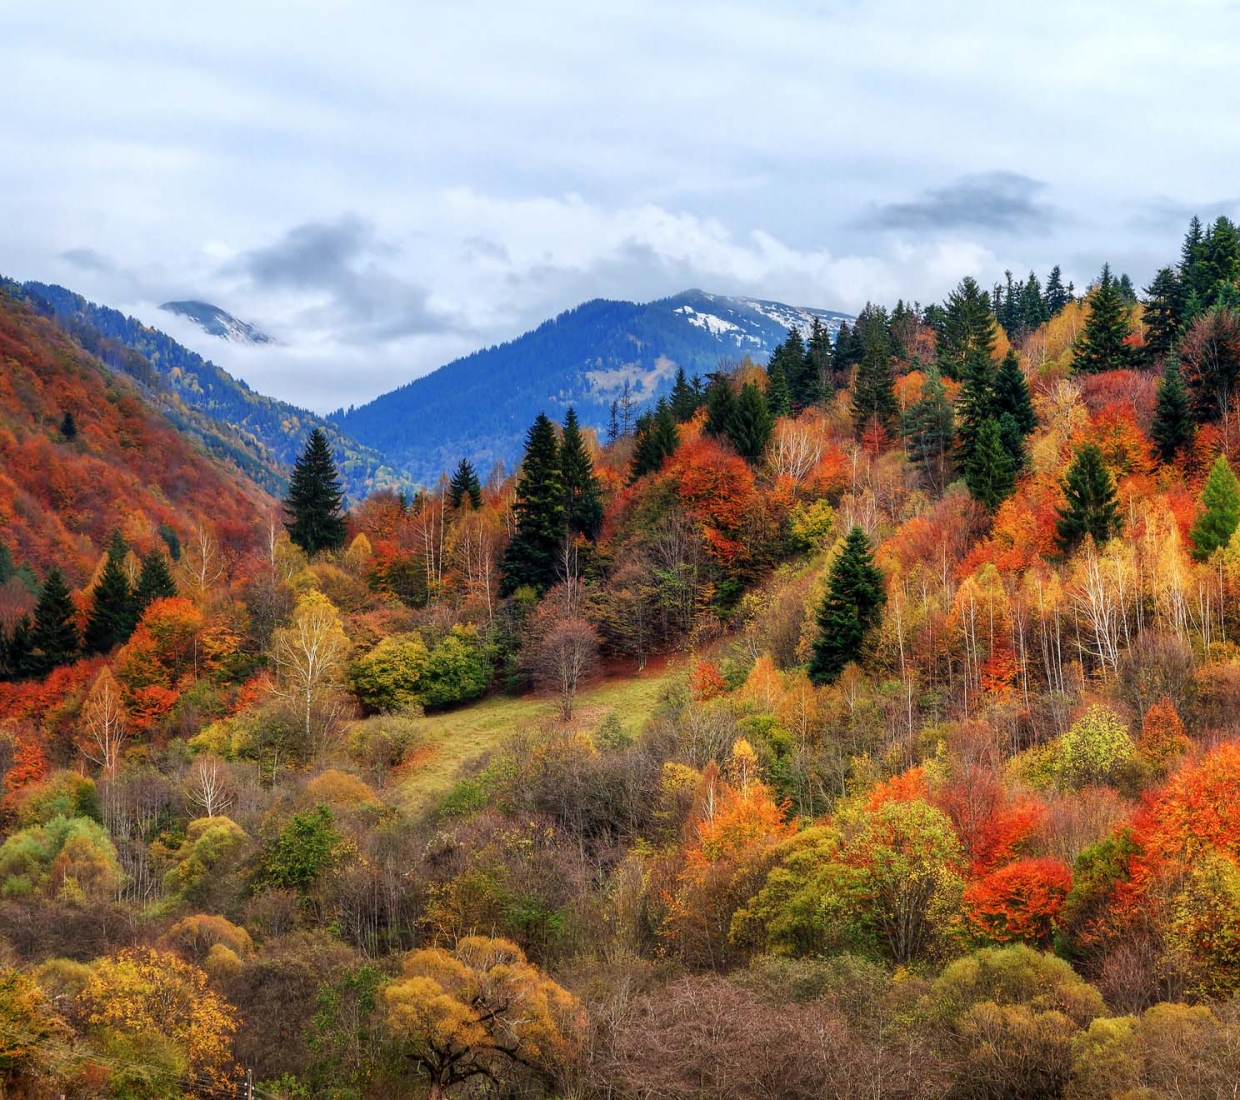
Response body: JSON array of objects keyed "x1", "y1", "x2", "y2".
[
  {"x1": 335, "y1": 289, "x2": 850, "y2": 484},
  {"x1": 0, "y1": 287, "x2": 273, "y2": 582},
  {"x1": 14, "y1": 280, "x2": 407, "y2": 502},
  {"x1": 159, "y1": 299, "x2": 274, "y2": 344}
]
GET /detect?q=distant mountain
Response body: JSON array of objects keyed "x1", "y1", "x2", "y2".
[
  {"x1": 160, "y1": 299, "x2": 274, "y2": 344},
  {"x1": 335, "y1": 289, "x2": 851, "y2": 485},
  {"x1": 13, "y1": 280, "x2": 409, "y2": 502}
]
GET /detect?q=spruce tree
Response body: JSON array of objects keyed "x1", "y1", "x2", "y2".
[
  {"x1": 1044, "y1": 265, "x2": 1070, "y2": 316},
  {"x1": 704, "y1": 375, "x2": 737, "y2": 439},
  {"x1": 1200, "y1": 216, "x2": 1240, "y2": 306},
  {"x1": 851, "y1": 305, "x2": 897, "y2": 439},
  {"x1": 1017, "y1": 270, "x2": 1047, "y2": 334},
  {"x1": 808, "y1": 527, "x2": 886, "y2": 685},
  {"x1": 955, "y1": 348, "x2": 996, "y2": 475},
  {"x1": 670, "y1": 367, "x2": 700, "y2": 422},
  {"x1": 1142, "y1": 267, "x2": 1183, "y2": 365},
  {"x1": 766, "y1": 359, "x2": 792, "y2": 418},
  {"x1": 993, "y1": 350, "x2": 1036, "y2": 436},
  {"x1": 60, "y1": 410, "x2": 78, "y2": 441},
  {"x1": 768, "y1": 327, "x2": 807, "y2": 410},
  {"x1": 560, "y1": 408, "x2": 603, "y2": 540},
  {"x1": 31, "y1": 566, "x2": 80, "y2": 675},
  {"x1": 728, "y1": 382, "x2": 775, "y2": 462},
  {"x1": 631, "y1": 399, "x2": 680, "y2": 480},
  {"x1": 964, "y1": 417, "x2": 1017, "y2": 510},
  {"x1": 499, "y1": 414, "x2": 565, "y2": 596},
  {"x1": 84, "y1": 534, "x2": 136, "y2": 654},
  {"x1": 449, "y1": 458, "x2": 483, "y2": 509},
  {"x1": 937, "y1": 277, "x2": 996, "y2": 380},
  {"x1": 1074, "y1": 264, "x2": 1135, "y2": 374},
  {"x1": 805, "y1": 318, "x2": 833, "y2": 407},
  {"x1": 284, "y1": 428, "x2": 347, "y2": 555},
  {"x1": 1056, "y1": 443, "x2": 1121, "y2": 554},
  {"x1": 1190, "y1": 454, "x2": 1240, "y2": 559},
  {"x1": 902, "y1": 370, "x2": 955, "y2": 493},
  {"x1": 135, "y1": 549, "x2": 177, "y2": 614},
  {"x1": 4, "y1": 615, "x2": 35, "y2": 680},
  {"x1": 1151, "y1": 359, "x2": 1194, "y2": 463}
]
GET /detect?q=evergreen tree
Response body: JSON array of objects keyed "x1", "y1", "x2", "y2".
[
  {"x1": 284, "y1": 428, "x2": 347, "y2": 555},
  {"x1": 808, "y1": 527, "x2": 886, "y2": 685},
  {"x1": 84, "y1": 533, "x2": 136, "y2": 654},
  {"x1": 805, "y1": 318, "x2": 834, "y2": 407},
  {"x1": 135, "y1": 549, "x2": 177, "y2": 613},
  {"x1": 729, "y1": 382, "x2": 775, "y2": 462},
  {"x1": 631, "y1": 399, "x2": 680, "y2": 480},
  {"x1": 1074, "y1": 264, "x2": 1135, "y2": 374},
  {"x1": 1142, "y1": 267, "x2": 1183, "y2": 365},
  {"x1": 1117, "y1": 273, "x2": 1138, "y2": 303},
  {"x1": 670, "y1": 367, "x2": 700, "y2": 422},
  {"x1": 1200, "y1": 216, "x2": 1240, "y2": 306},
  {"x1": 992, "y1": 350, "x2": 1037, "y2": 436},
  {"x1": 832, "y1": 320, "x2": 863, "y2": 376},
  {"x1": 59, "y1": 410, "x2": 78, "y2": 441},
  {"x1": 851, "y1": 304, "x2": 897, "y2": 440},
  {"x1": 606, "y1": 401, "x2": 620, "y2": 443},
  {"x1": 955, "y1": 348, "x2": 996, "y2": 474},
  {"x1": 704, "y1": 375, "x2": 737, "y2": 439},
  {"x1": 31, "y1": 567, "x2": 80, "y2": 675},
  {"x1": 998, "y1": 412, "x2": 1029, "y2": 473},
  {"x1": 1056, "y1": 443, "x2": 1121, "y2": 554},
  {"x1": 499, "y1": 414, "x2": 565, "y2": 596},
  {"x1": 1044, "y1": 265, "x2": 1070, "y2": 316},
  {"x1": 937, "y1": 277, "x2": 996, "y2": 380},
  {"x1": 766, "y1": 359, "x2": 792, "y2": 418},
  {"x1": 1017, "y1": 270, "x2": 1047, "y2": 334},
  {"x1": 767, "y1": 327, "x2": 807, "y2": 410},
  {"x1": 448, "y1": 458, "x2": 483, "y2": 510},
  {"x1": 2, "y1": 615, "x2": 35, "y2": 680},
  {"x1": 560, "y1": 407, "x2": 603, "y2": 540},
  {"x1": 964, "y1": 417, "x2": 1017, "y2": 510},
  {"x1": 1190, "y1": 454, "x2": 1240, "y2": 560},
  {"x1": 1150, "y1": 358, "x2": 1194, "y2": 463},
  {"x1": 902, "y1": 370, "x2": 955, "y2": 494}
]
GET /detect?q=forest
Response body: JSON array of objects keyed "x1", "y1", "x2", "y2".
[{"x1": 4, "y1": 214, "x2": 1240, "y2": 1099}]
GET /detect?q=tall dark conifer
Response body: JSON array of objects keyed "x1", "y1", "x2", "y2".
[
  {"x1": 31, "y1": 567, "x2": 79, "y2": 675},
  {"x1": 631, "y1": 399, "x2": 680, "y2": 480},
  {"x1": 936, "y1": 278, "x2": 996, "y2": 381},
  {"x1": 449, "y1": 458, "x2": 484, "y2": 509},
  {"x1": 1150, "y1": 359, "x2": 1193, "y2": 464},
  {"x1": 135, "y1": 549, "x2": 177, "y2": 614},
  {"x1": 964, "y1": 418, "x2": 1016, "y2": 510},
  {"x1": 808, "y1": 527, "x2": 886, "y2": 685},
  {"x1": 670, "y1": 367, "x2": 700, "y2": 422},
  {"x1": 1074, "y1": 264, "x2": 1135, "y2": 374},
  {"x1": 499, "y1": 414, "x2": 565, "y2": 596},
  {"x1": 1142, "y1": 267, "x2": 1183, "y2": 365},
  {"x1": 1056, "y1": 443, "x2": 1121, "y2": 554},
  {"x1": 902, "y1": 370, "x2": 955, "y2": 494},
  {"x1": 704, "y1": 375, "x2": 737, "y2": 439},
  {"x1": 729, "y1": 383, "x2": 775, "y2": 462},
  {"x1": 84, "y1": 533, "x2": 136, "y2": 654},
  {"x1": 955, "y1": 348, "x2": 995, "y2": 475},
  {"x1": 993, "y1": 350, "x2": 1037, "y2": 436},
  {"x1": 60, "y1": 411, "x2": 78, "y2": 441},
  {"x1": 805, "y1": 319, "x2": 834, "y2": 406},
  {"x1": 284, "y1": 428, "x2": 347, "y2": 555},
  {"x1": 1044, "y1": 266, "x2": 1070, "y2": 316},
  {"x1": 766, "y1": 360, "x2": 792, "y2": 418},
  {"x1": 560, "y1": 408, "x2": 603, "y2": 540},
  {"x1": 851, "y1": 305, "x2": 897, "y2": 440}
]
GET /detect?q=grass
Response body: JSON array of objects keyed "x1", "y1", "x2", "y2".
[{"x1": 390, "y1": 658, "x2": 684, "y2": 816}]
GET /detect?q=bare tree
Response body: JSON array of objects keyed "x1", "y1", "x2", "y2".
[
  {"x1": 527, "y1": 611, "x2": 600, "y2": 720},
  {"x1": 186, "y1": 755, "x2": 235, "y2": 818}
]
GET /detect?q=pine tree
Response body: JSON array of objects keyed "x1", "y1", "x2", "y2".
[
  {"x1": 560, "y1": 407, "x2": 603, "y2": 539},
  {"x1": 833, "y1": 320, "x2": 863, "y2": 376},
  {"x1": 1056, "y1": 443, "x2": 1121, "y2": 554},
  {"x1": 631, "y1": 399, "x2": 680, "y2": 480},
  {"x1": 59, "y1": 410, "x2": 78, "y2": 441},
  {"x1": 1017, "y1": 270, "x2": 1047, "y2": 334},
  {"x1": 704, "y1": 375, "x2": 737, "y2": 439},
  {"x1": 851, "y1": 304, "x2": 897, "y2": 440},
  {"x1": 1200, "y1": 216, "x2": 1240, "y2": 306},
  {"x1": 998, "y1": 412, "x2": 1028, "y2": 473},
  {"x1": 499, "y1": 414, "x2": 565, "y2": 596},
  {"x1": 1151, "y1": 359, "x2": 1194, "y2": 463},
  {"x1": 449, "y1": 458, "x2": 483, "y2": 510},
  {"x1": 955, "y1": 348, "x2": 996, "y2": 474},
  {"x1": 902, "y1": 370, "x2": 955, "y2": 494},
  {"x1": 285, "y1": 428, "x2": 347, "y2": 555},
  {"x1": 729, "y1": 382, "x2": 775, "y2": 462},
  {"x1": 964, "y1": 417, "x2": 1016, "y2": 510},
  {"x1": 84, "y1": 534, "x2": 136, "y2": 654},
  {"x1": 135, "y1": 549, "x2": 177, "y2": 613},
  {"x1": 3, "y1": 615, "x2": 35, "y2": 680},
  {"x1": 1190, "y1": 454, "x2": 1240, "y2": 560},
  {"x1": 1044, "y1": 265, "x2": 1070, "y2": 316},
  {"x1": 670, "y1": 367, "x2": 700, "y2": 422},
  {"x1": 31, "y1": 566, "x2": 80, "y2": 675},
  {"x1": 806, "y1": 320, "x2": 833, "y2": 406},
  {"x1": 766, "y1": 359, "x2": 792, "y2": 418},
  {"x1": 768, "y1": 327, "x2": 808, "y2": 410},
  {"x1": 993, "y1": 350, "x2": 1036, "y2": 436},
  {"x1": 1142, "y1": 267, "x2": 1183, "y2": 365},
  {"x1": 808, "y1": 527, "x2": 886, "y2": 685},
  {"x1": 1074, "y1": 264, "x2": 1135, "y2": 374},
  {"x1": 937, "y1": 278, "x2": 996, "y2": 380}
]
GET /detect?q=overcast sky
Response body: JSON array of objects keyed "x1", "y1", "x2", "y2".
[{"x1": 3, "y1": 0, "x2": 1238, "y2": 412}]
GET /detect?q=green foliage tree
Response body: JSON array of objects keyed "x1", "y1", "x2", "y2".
[
  {"x1": 348, "y1": 633, "x2": 431, "y2": 713},
  {"x1": 804, "y1": 318, "x2": 833, "y2": 406},
  {"x1": 1142, "y1": 267, "x2": 1183, "y2": 364},
  {"x1": 631, "y1": 399, "x2": 680, "y2": 480},
  {"x1": 993, "y1": 350, "x2": 1037, "y2": 436},
  {"x1": 560, "y1": 407, "x2": 603, "y2": 540},
  {"x1": 1190, "y1": 454, "x2": 1240, "y2": 559},
  {"x1": 1056, "y1": 444, "x2": 1121, "y2": 554},
  {"x1": 728, "y1": 382, "x2": 775, "y2": 461},
  {"x1": 84, "y1": 534, "x2": 136, "y2": 654},
  {"x1": 936, "y1": 277, "x2": 996, "y2": 380},
  {"x1": 418, "y1": 626, "x2": 492, "y2": 708},
  {"x1": 851, "y1": 305, "x2": 897, "y2": 439},
  {"x1": 499, "y1": 414, "x2": 565, "y2": 596},
  {"x1": 1044, "y1": 265, "x2": 1070, "y2": 315},
  {"x1": 285, "y1": 427, "x2": 347, "y2": 555},
  {"x1": 59, "y1": 410, "x2": 77, "y2": 441},
  {"x1": 1074, "y1": 264, "x2": 1135, "y2": 374},
  {"x1": 902, "y1": 370, "x2": 955, "y2": 494},
  {"x1": 765, "y1": 358, "x2": 792, "y2": 418},
  {"x1": 262, "y1": 805, "x2": 341, "y2": 895},
  {"x1": 448, "y1": 458, "x2": 483, "y2": 510},
  {"x1": 1150, "y1": 358, "x2": 1194, "y2": 463},
  {"x1": 31, "y1": 567, "x2": 79, "y2": 675},
  {"x1": 955, "y1": 347, "x2": 996, "y2": 475},
  {"x1": 704, "y1": 374, "x2": 737, "y2": 439},
  {"x1": 964, "y1": 417, "x2": 1017, "y2": 510},
  {"x1": 808, "y1": 527, "x2": 886, "y2": 685},
  {"x1": 669, "y1": 366, "x2": 701, "y2": 422}
]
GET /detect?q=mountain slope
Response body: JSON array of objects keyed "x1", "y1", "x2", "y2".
[
  {"x1": 159, "y1": 299, "x2": 274, "y2": 344},
  {"x1": 0, "y1": 287, "x2": 273, "y2": 583},
  {"x1": 15, "y1": 280, "x2": 407, "y2": 502},
  {"x1": 335, "y1": 289, "x2": 851, "y2": 484}
]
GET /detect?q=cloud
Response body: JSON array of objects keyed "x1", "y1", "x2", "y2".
[
  {"x1": 59, "y1": 247, "x2": 113, "y2": 272},
  {"x1": 864, "y1": 172, "x2": 1059, "y2": 235}
]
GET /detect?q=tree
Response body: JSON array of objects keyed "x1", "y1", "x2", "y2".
[
  {"x1": 525, "y1": 605, "x2": 599, "y2": 720},
  {"x1": 272, "y1": 590, "x2": 350, "y2": 751},
  {"x1": 962, "y1": 858, "x2": 1073, "y2": 947},
  {"x1": 1142, "y1": 267, "x2": 1183, "y2": 365},
  {"x1": 1045, "y1": 265, "x2": 1070, "y2": 316},
  {"x1": 0, "y1": 969, "x2": 71, "y2": 1096},
  {"x1": 964, "y1": 418, "x2": 1017, "y2": 510},
  {"x1": 956, "y1": 347, "x2": 996, "y2": 474},
  {"x1": 1190, "y1": 454, "x2": 1240, "y2": 559},
  {"x1": 1056, "y1": 444, "x2": 1120, "y2": 554},
  {"x1": 285, "y1": 427, "x2": 347, "y2": 555},
  {"x1": 766, "y1": 357, "x2": 792, "y2": 417},
  {"x1": 348, "y1": 632, "x2": 430, "y2": 713},
  {"x1": 1179, "y1": 306, "x2": 1240, "y2": 426},
  {"x1": 993, "y1": 350, "x2": 1037, "y2": 436},
  {"x1": 59, "y1": 409, "x2": 77, "y2": 441},
  {"x1": 1151, "y1": 358, "x2": 1194, "y2": 462},
  {"x1": 670, "y1": 366, "x2": 701, "y2": 422},
  {"x1": 631, "y1": 399, "x2": 680, "y2": 479},
  {"x1": 80, "y1": 666, "x2": 128, "y2": 780},
  {"x1": 31, "y1": 567, "x2": 79, "y2": 675},
  {"x1": 84, "y1": 534, "x2": 136, "y2": 654},
  {"x1": 851, "y1": 304, "x2": 897, "y2": 440},
  {"x1": 767, "y1": 327, "x2": 807, "y2": 410},
  {"x1": 804, "y1": 318, "x2": 833, "y2": 407},
  {"x1": 1074, "y1": 264, "x2": 1135, "y2": 374},
  {"x1": 728, "y1": 382, "x2": 775, "y2": 461},
  {"x1": 560, "y1": 407, "x2": 603, "y2": 540},
  {"x1": 808, "y1": 527, "x2": 886, "y2": 685},
  {"x1": 903, "y1": 370, "x2": 956, "y2": 494},
  {"x1": 704, "y1": 374, "x2": 737, "y2": 439},
  {"x1": 937, "y1": 277, "x2": 996, "y2": 380},
  {"x1": 500, "y1": 414, "x2": 565, "y2": 596},
  {"x1": 448, "y1": 458, "x2": 483, "y2": 510},
  {"x1": 382, "y1": 936, "x2": 584, "y2": 1100}
]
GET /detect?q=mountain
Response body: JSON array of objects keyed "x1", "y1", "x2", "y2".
[
  {"x1": 0, "y1": 285, "x2": 273, "y2": 583},
  {"x1": 160, "y1": 299, "x2": 274, "y2": 344},
  {"x1": 335, "y1": 289, "x2": 852, "y2": 485},
  {"x1": 14, "y1": 280, "x2": 408, "y2": 502}
]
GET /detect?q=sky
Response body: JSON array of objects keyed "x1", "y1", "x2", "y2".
[{"x1": 3, "y1": 0, "x2": 1239, "y2": 413}]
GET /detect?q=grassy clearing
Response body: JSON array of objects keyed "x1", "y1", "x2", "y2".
[{"x1": 390, "y1": 659, "x2": 684, "y2": 816}]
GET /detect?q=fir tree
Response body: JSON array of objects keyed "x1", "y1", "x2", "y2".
[
  {"x1": 3, "y1": 615, "x2": 35, "y2": 681},
  {"x1": 728, "y1": 382, "x2": 775, "y2": 462},
  {"x1": 805, "y1": 318, "x2": 833, "y2": 407},
  {"x1": 955, "y1": 348, "x2": 996, "y2": 474},
  {"x1": 284, "y1": 428, "x2": 347, "y2": 555},
  {"x1": 768, "y1": 327, "x2": 808, "y2": 410},
  {"x1": 84, "y1": 533, "x2": 136, "y2": 654},
  {"x1": 937, "y1": 277, "x2": 996, "y2": 380},
  {"x1": 135, "y1": 549, "x2": 177, "y2": 613},
  {"x1": 560, "y1": 408, "x2": 603, "y2": 540},
  {"x1": 704, "y1": 375, "x2": 737, "y2": 439},
  {"x1": 670, "y1": 367, "x2": 700, "y2": 422},
  {"x1": 998, "y1": 412, "x2": 1029, "y2": 473},
  {"x1": 448, "y1": 458, "x2": 483, "y2": 510},
  {"x1": 833, "y1": 320, "x2": 863, "y2": 376},
  {"x1": 964, "y1": 417, "x2": 1016, "y2": 510},
  {"x1": 59, "y1": 410, "x2": 78, "y2": 441},
  {"x1": 1074, "y1": 264, "x2": 1135, "y2": 374},
  {"x1": 1056, "y1": 443, "x2": 1121, "y2": 554},
  {"x1": 1150, "y1": 359, "x2": 1194, "y2": 463},
  {"x1": 499, "y1": 414, "x2": 565, "y2": 596},
  {"x1": 31, "y1": 567, "x2": 80, "y2": 675},
  {"x1": 631, "y1": 399, "x2": 680, "y2": 480},
  {"x1": 1190, "y1": 454, "x2": 1240, "y2": 560},
  {"x1": 1044, "y1": 265, "x2": 1070, "y2": 316},
  {"x1": 1017, "y1": 270, "x2": 1047, "y2": 334},
  {"x1": 993, "y1": 350, "x2": 1036, "y2": 436},
  {"x1": 851, "y1": 304, "x2": 897, "y2": 440},
  {"x1": 1142, "y1": 267, "x2": 1183, "y2": 365},
  {"x1": 766, "y1": 359, "x2": 792, "y2": 418},
  {"x1": 902, "y1": 370, "x2": 955, "y2": 494},
  {"x1": 808, "y1": 527, "x2": 886, "y2": 685},
  {"x1": 1200, "y1": 216, "x2": 1240, "y2": 306}
]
